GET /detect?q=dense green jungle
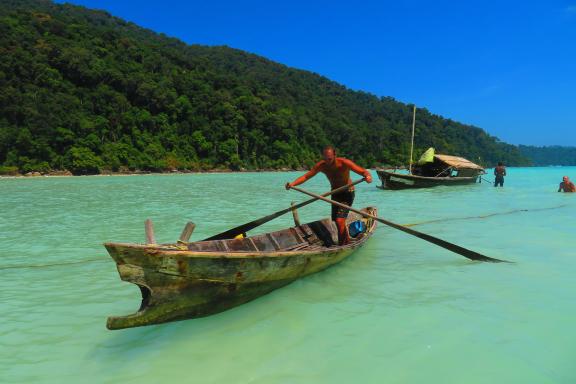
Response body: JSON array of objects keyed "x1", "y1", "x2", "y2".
[{"x1": 4, "y1": 0, "x2": 566, "y2": 176}]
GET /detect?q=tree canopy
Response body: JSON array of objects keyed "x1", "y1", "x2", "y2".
[{"x1": 0, "y1": 0, "x2": 531, "y2": 175}]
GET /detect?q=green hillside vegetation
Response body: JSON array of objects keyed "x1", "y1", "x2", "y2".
[
  {"x1": 518, "y1": 145, "x2": 576, "y2": 166},
  {"x1": 0, "y1": 0, "x2": 530, "y2": 175}
]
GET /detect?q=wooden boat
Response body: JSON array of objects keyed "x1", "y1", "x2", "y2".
[
  {"x1": 377, "y1": 154, "x2": 485, "y2": 190},
  {"x1": 105, "y1": 207, "x2": 377, "y2": 330}
]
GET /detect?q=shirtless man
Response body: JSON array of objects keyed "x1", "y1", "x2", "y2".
[
  {"x1": 285, "y1": 146, "x2": 372, "y2": 245},
  {"x1": 494, "y1": 162, "x2": 506, "y2": 187},
  {"x1": 558, "y1": 176, "x2": 576, "y2": 192}
]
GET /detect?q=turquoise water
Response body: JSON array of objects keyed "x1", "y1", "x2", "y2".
[{"x1": 1, "y1": 168, "x2": 575, "y2": 383}]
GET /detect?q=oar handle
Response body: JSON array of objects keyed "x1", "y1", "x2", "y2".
[
  {"x1": 289, "y1": 185, "x2": 510, "y2": 263},
  {"x1": 288, "y1": 178, "x2": 365, "y2": 195},
  {"x1": 287, "y1": 178, "x2": 365, "y2": 210}
]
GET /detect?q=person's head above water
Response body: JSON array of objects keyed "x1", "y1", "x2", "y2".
[
  {"x1": 323, "y1": 146, "x2": 336, "y2": 165},
  {"x1": 563, "y1": 176, "x2": 569, "y2": 182}
]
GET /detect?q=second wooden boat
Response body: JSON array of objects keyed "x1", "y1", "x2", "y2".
[
  {"x1": 377, "y1": 154, "x2": 485, "y2": 190},
  {"x1": 378, "y1": 107, "x2": 486, "y2": 190}
]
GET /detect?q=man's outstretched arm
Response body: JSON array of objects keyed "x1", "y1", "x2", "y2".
[
  {"x1": 286, "y1": 162, "x2": 322, "y2": 189},
  {"x1": 342, "y1": 159, "x2": 373, "y2": 183}
]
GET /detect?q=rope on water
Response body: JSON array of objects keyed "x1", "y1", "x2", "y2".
[
  {"x1": 403, "y1": 204, "x2": 568, "y2": 227},
  {"x1": 0, "y1": 258, "x2": 108, "y2": 271}
]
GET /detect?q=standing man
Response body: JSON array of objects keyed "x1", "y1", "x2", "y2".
[
  {"x1": 285, "y1": 146, "x2": 372, "y2": 245},
  {"x1": 494, "y1": 162, "x2": 506, "y2": 187},
  {"x1": 558, "y1": 176, "x2": 576, "y2": 192}
]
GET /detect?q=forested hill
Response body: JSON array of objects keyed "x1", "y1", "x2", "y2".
[
  {"x1": 0, "y1": 0, "x2": 530, "y2": 175},
  {"x1": 518, "y1": 145, "x2": 576, "y2": 166}
]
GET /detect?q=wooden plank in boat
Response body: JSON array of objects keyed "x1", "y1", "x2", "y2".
[
  {"x1": 250, "y1": 235, "x2": 279, "y2": 252},
  {"x1": 296, "y1": 225, "x2": 324, "y2": 246},
  {"x1": 186, "y1": 241, "x2": 219, "y2": 252},
  {"x1": 289, "y1": 227, "x2": 305, "y2": 243},
  {"x1": 226, "y1": 238, "x2": 255, "y2": 252},
  {"x1": 265, "y1": 233, "x2": 282, "y2": 250},
  {"x1": 270, "y1": 229, "x2": 301, "y2": 249}
]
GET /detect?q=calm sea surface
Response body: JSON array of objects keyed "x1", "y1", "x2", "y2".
[{"x1": 1, "y1": 167, "x2": 575, "y2": 383}]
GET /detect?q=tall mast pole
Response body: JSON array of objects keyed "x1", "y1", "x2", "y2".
[{"x1": 409, "y1": 105, "x2": 416, "y2": 174}]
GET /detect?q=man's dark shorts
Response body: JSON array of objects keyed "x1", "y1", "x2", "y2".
[
  {"x1": 331, "y1": 191, "x2": 355, "y2": 221},
  {"x1": 494, "y1": 175, "x2": 504, "y2": 187}
]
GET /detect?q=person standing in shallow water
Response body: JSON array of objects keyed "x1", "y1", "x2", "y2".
[
  {"x1": 285, "y1": 146, "x2": 372, "y2": 246},
  {"x1": 494, "y1": 162, "x2": 506, "y2": 187},
  {"x1": 558, "y1": 176, "x2": 576, "y2": 192}
]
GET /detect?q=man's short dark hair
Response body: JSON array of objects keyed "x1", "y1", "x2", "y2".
[
  {"x1": 323, "y1": 145, "x2": 336, "y2": 153},
  {"x1": 498, "y1": 162, "x2": 503, "y2": 166}
]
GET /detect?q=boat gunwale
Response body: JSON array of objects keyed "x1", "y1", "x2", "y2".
[
  {"x1": 104, "y1": 208, "x2": 377, "y2": 259},
  {"x1": 104, "y1": 231, "x2": 374, "y2": 259},
  {"x1": 376, "y1": 169, "x2": 480, "y2": 181},
  {"x1": 104, "y1": 241, "x2": 368, "y2": 258}
]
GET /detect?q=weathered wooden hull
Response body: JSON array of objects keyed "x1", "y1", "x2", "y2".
[
  {"x1": 376, "y1": 170, "x2": 480, "y2": 190},
  {"x1": 105, "y1": 208, "x2": 377, "y2": 329}
]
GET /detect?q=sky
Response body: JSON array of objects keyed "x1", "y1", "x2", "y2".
[{"x1": 56, "y1": 0, "x2": 576, "y2": 146}]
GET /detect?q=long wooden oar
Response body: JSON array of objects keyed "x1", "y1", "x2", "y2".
[
  {"x1": 203, "y1": 179, "x2": 366, "y2": 241},
  {"x1": 289, "y1": 185, "x2": 510, "y2": 263}
]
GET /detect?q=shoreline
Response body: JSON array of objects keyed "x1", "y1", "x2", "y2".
[
  {"x1": 0, "y1": 168, "x2": 310, "y2": 178},
  {"x1": 1, "y1": 165, "x2": 570, "y2": 179}
]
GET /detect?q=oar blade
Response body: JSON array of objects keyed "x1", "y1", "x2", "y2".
[
  {"x1": 405, "y1": 227, "x2": 508, "y2": 263},
  {"x1": 377, "y1": 217, "x2": 509, "y2": 263}
]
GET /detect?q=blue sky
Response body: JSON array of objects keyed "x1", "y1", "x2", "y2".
[{"x1": 57, "y1": 0, "x2": 576, "y2": 146}]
